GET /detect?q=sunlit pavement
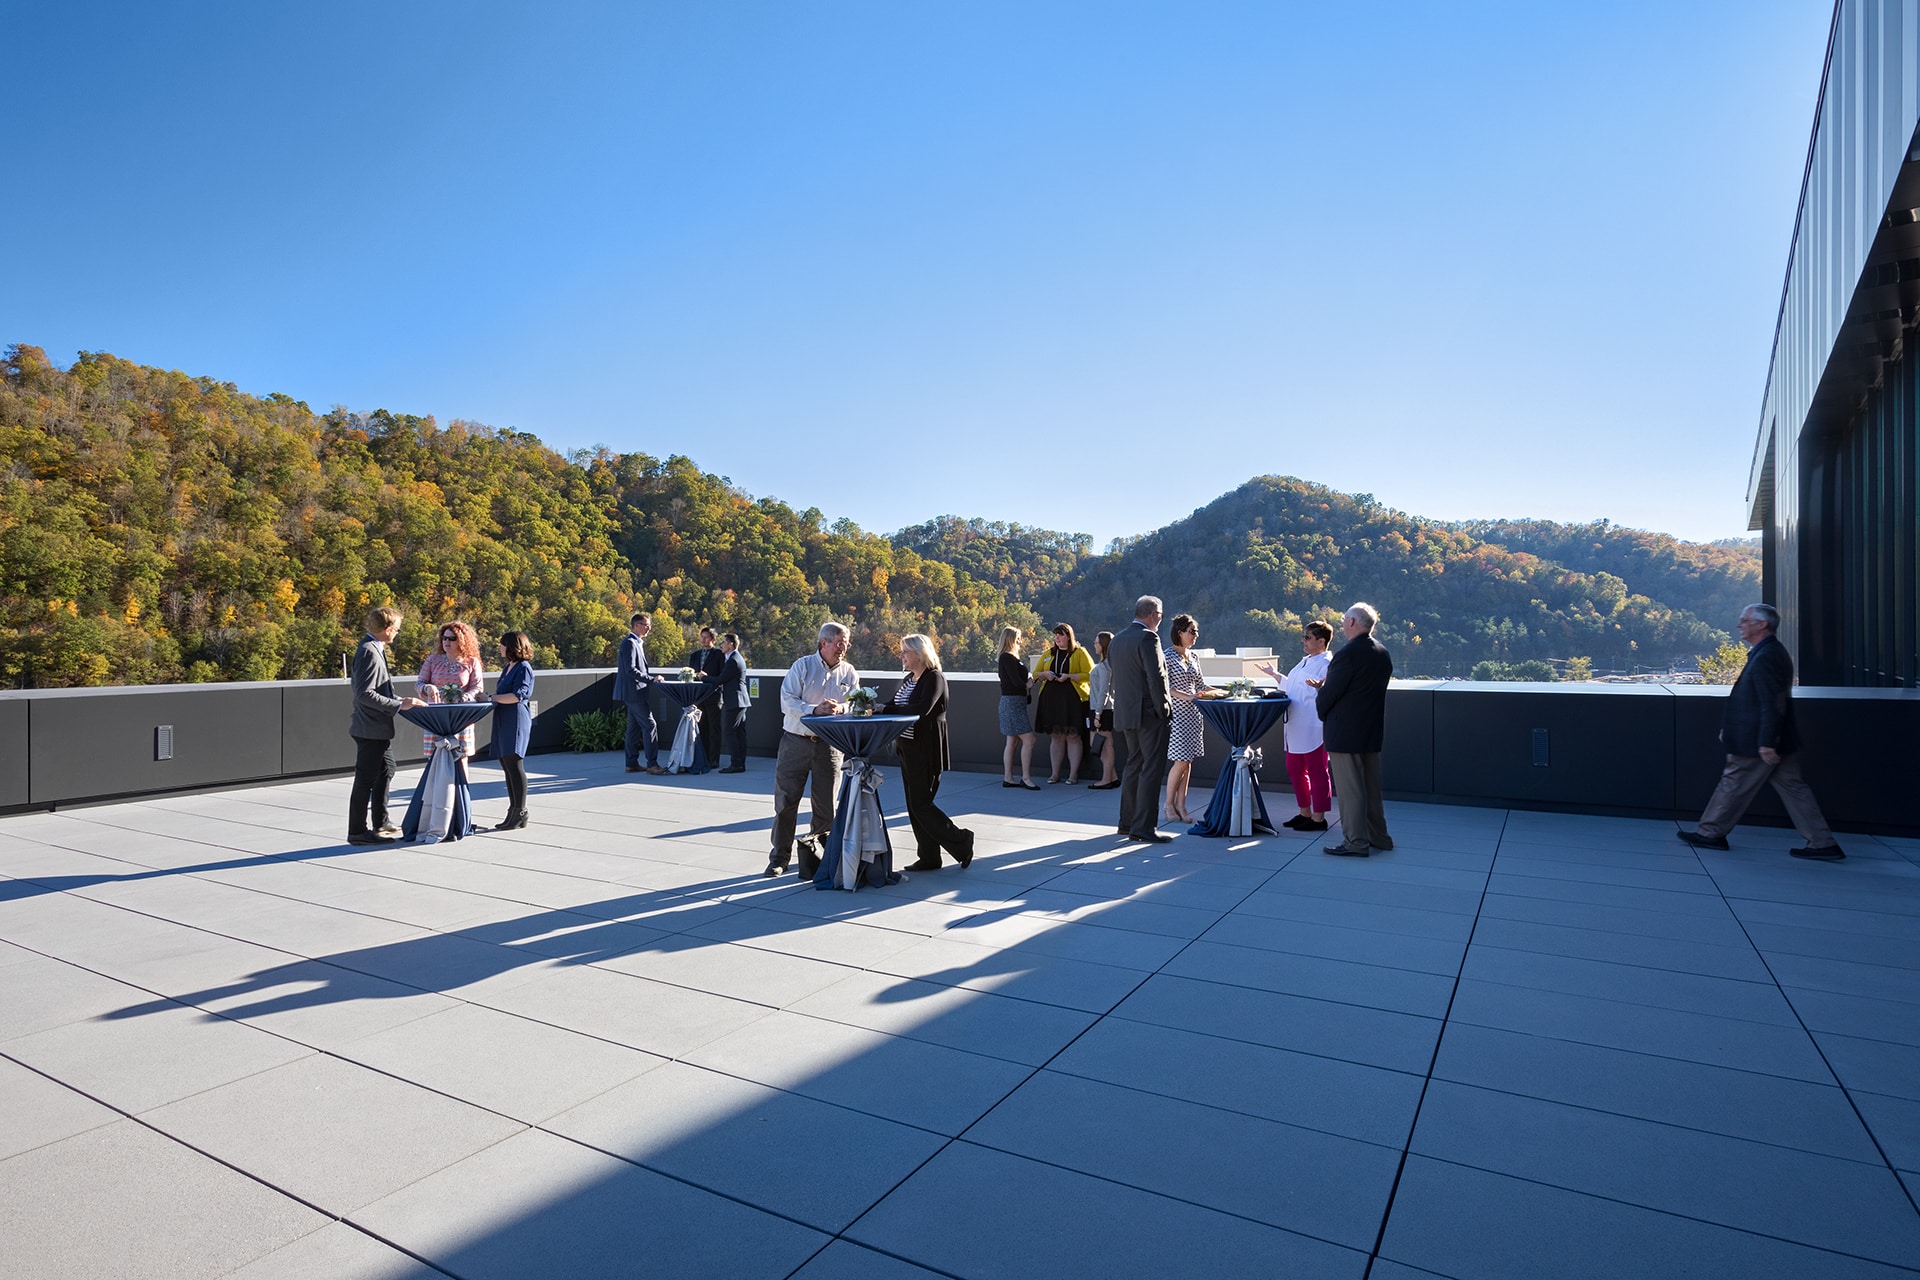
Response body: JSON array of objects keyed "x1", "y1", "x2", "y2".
[{"x1": 2, "y1": 754, "x2": 1917, "y2": 1279}]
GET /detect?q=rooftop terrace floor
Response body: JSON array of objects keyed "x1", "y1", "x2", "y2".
[{"x1": 2, "y1": 754, "x2": 1918, "y2": 1279}]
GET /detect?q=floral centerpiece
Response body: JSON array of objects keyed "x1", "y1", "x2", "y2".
[
  {"x1": 436, "y1": 682, "x2": 467, "y2": 704},
  {"x1": 1226, "y1": 678, "x2": 1257, "y2": 699},
  {"x1": 678, "y1": 666, "x2": 696, "y2": 682},
  {"x1": 846, "y1": 686, "x2": 879, "y2": 717}
]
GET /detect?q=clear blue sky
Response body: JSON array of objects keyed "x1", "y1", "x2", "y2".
[{"x1": 2, "y1": 1, "x2": 1832, "y2": 548}]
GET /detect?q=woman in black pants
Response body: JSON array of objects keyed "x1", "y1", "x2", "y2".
[
  {"x1": 887, "y1": 633, "x2": 975, "y2": 871},
  {"x1": 490, "y1": 631, "x2": 536, "y2": 829}
]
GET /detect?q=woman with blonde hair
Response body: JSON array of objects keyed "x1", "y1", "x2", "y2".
[
  {"x1": 418, "y1": 621, "x2": 485, "y2": 778},
  {"x1": 996, "y1": 626, "x2": 1039, "y2": 790},
  {"x1": 886, "y1": 633, "x2": 975, "y2": 869}
]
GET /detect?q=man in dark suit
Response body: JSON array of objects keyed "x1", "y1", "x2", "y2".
[
  {"x1": 690, "y1": 626, "x2": 726, "y2": 767},
  {"x1": 1680, "y1": 604, "x2": 1843, "y2": 860},
  {"x1": 347, "y1": 606, "x2": 422, "y2": 844},
  {"x1": 1109, "y1": 595, "x2": 1173, "y2": 844},
  {"x1": 709, "y1": 632, "x2": 752, "y2": 773},
  {"x1": 1318, "y1": 602, "x2": 1394, "y2": 857},
  {"x1": 612, "y1": 613, "x2": 662, "y2": 775}
]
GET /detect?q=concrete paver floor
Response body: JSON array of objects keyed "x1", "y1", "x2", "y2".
[{"x1": 1, "y1": 754, "x2": 1917, "y2": 1278}]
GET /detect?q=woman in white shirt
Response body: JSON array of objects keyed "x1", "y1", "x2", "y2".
[
  {"x1": 1256, "y1": 620, "x2": 1335, "y2": 832},
  {"x1": 1085, "y1": 630, "x2": 1119, "y2": 789}
]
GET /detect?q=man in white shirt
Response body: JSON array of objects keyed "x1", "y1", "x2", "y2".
[{"x1": 767, "y1": 621, "x2": 860, "y2": 878}]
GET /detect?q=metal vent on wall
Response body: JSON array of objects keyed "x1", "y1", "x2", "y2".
[{"x1": 155, "y1": 725, "x2": 173, "y2": 761}]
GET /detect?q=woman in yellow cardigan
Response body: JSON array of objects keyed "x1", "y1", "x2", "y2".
[{"x1": 1031, "y1": 622, "x2": 1093, "y2": 784}]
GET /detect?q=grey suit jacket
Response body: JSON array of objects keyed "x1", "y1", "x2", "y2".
[
  {"x1": 1108, "y1": 620, "x2": 1170, "y2": 731},
  {"x1": 349, "y1": 635, "x2": 403, "y2": 740}
]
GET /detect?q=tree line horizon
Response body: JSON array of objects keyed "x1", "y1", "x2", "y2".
[{"x1": 0, "y1": 345, "x2": 1758, "y2": 688}]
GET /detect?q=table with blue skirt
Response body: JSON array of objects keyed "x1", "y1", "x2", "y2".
[
  {"x1": 1189, "y1": 695, "x2": 1290, "y2": 838},
  {"x1": 399, "y1": 701, "x2": 495, "y2": 843},
  {"x1": 800, "y1": 713, "x2": 917, "y2": 891},
  {"x1": 654, "y1": 680, "x2": 718, "y2": 774}
]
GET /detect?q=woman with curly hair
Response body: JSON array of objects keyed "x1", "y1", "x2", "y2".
[{"x1": 418, "y1": 620, "x2": 485, "y2": 778}]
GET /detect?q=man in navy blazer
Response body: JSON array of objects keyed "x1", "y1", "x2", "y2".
[
  {"x1": 707, "y1": 632, "x2": 752, "y2": 773},
  {"x1": 612, "y1": 613, "x2": 662, "y2": 774},
  {"x1": 1318, "y1": 602, "x2": 1394, "y2": 857},
  {"x1": 690, "y1": 626, "x2": 727, "y2": 767},
  {"x1": 1679, "y1": 603, "x2": 1842, "y2": 860}
]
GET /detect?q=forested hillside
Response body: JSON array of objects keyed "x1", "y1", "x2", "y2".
[
  {"x1": 1457, "y1": 519, "x2": 1760, "y2": 630},
  {"x1": 0, "y1": 346, "x2": 1034, "y2": 686},
  {"x1": 1015, "y1": 478, "x2": 1732, "y2": 675},
  {"x1": 1, "y1": 348, "x2": 1748, "y2": 687}
]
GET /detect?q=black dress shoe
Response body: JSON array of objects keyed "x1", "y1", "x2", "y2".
[
  {"x1": 1130, "y1": 832, "x2": 1173, "y2": 844},
  {"x1": 1088, "y1": 781, "x2": 1121, "y2": 790},
  {"x1": 954, "y1": 829, "x2": 976, "y2": 869},
  {"x1": 721, "y1": 765, "x2": 746, "y2": 774},
  {"x1": 1298, "y1": 818, "x2": 1329, "y2": 832},
  {"x1": 908, "y1": 858, "x2": 943, "y2": 871},
  {"x1": 764, "y1": 855, "x2": 789, "y2": 878},
  {"x1": 1790, "y1": 844, "x2": 1845, "y2": 861},
  {"x1": 347, "y1": 833, "x2": 397, "y2": 846},
  {"x1": 1283, "y1": 815, "x2": 1311, "y2": 830},
  {"x1": 1324, "y1": 843, "x2": 1371, "y2": 857},
  {"x1": 1677, "y1": 829, "x2": 1730, "y2": 851}
]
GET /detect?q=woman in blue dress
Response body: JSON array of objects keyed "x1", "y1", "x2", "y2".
[{"x1": 490, "y1": 631, "x2": 536, "y2": 830}]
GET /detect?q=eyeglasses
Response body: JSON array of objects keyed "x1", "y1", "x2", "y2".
[{"x1": 440, "y1": 633, "x2": 457, "y2": 640}]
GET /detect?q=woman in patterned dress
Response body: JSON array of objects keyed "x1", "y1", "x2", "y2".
[
  {"x1": 417, "y1": 621, "x2": 485, "y2": 780},
  {"x1": 1163, "y1": 613, "x2": 1220, "y2": 823}
]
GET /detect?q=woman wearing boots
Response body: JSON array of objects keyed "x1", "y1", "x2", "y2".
[{"x1": 490, "y1": 631, "x2": 536, "y2": 830}]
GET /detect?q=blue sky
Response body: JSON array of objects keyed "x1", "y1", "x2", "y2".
[{"x1": 3, "y1": 1, "x2": 1832, "y2": 548}]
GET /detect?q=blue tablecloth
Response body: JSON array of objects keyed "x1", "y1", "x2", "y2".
[
  {"x1": 800, "y1": 714, "x2": 917, "y2": 890},
  {"x1": 1190, "y1": 696, "x2": 1289, "y2": 838},
  {"x1": 655, "y1": 681, "x2": 718, "y2": 773},
  {"x1": 398, "y1": 702, "x2": 495, "y2": 842}
]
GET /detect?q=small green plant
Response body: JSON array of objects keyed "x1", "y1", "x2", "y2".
[
  {"x1": 564, "y1": 708, "x2": 626, "y2": 752},
  {"x1": 1696, "y1": 642, "x2": 1747, "y2": 685}
]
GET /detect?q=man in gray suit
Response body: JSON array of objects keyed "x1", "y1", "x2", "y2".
[
  {"x1": 347, "y1": 606, "x2": 422, "y2": 845},
  {"x1": 1110, "y1": 595, "x2": 1173, "y2": 844}
]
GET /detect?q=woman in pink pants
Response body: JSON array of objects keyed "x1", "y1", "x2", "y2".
[{"x1": 1257, "y1": 620, "x2": 1334, "y2": 832}]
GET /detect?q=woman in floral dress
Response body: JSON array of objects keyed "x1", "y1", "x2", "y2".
[{"x1": 418, "y1": 621, "x2": 485, "y2": 779}]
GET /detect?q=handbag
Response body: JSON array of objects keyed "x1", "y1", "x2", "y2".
[{"x1": 1088, "y1": 730, "x2": 1108, "y2": 756}]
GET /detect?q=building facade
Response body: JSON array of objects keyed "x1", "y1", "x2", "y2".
[{"x1": 1751, "y1": 0, "x2": 1920, "y2": 686}]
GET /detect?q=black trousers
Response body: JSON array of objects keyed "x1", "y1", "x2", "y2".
[
  {"x1": 1116, "y1": 720, "x2": 1171, "y2": 837},
  {"x1": 348, "y1": 735, "x2": 396, "y2": 836},
  {"x1": 500, "y1": 753, "x2": 528, "y2": 817},
  {"x1": 897, "y1": 747, "x2": 964, "y2": 863},
  {"x1": 722, "y1": 709, "x2": 749, "y2": 767}
]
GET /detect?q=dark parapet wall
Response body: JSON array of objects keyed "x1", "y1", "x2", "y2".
[{"x1": 1, "y1": 672, "x2": 1915, "y2": 834}]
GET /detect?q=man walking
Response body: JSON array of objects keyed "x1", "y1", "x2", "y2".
[
  {"x1": 614, "y1": 613, "x2": 662, "y2": 775},
  {"x1": 768, "y1": 621, "x2": 859, "y2": 877},
  {"x1": 1680, "y1": 604, "x2": 1844, "y2": 860},
  {"x1": 1110, "y1": 595, "x2": 1173, "y2": 844},
  {"x1": 347, "y1": 606, "x2": 421, "y2": 845},
  {"x1": 1319, "y1": 602, "x2": 1394, "y2": 857}
]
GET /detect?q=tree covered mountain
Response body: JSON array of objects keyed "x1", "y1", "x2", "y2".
[
  {"x1": 0, "y1": 346, "x2": 1036, "y2": 686},
  {"x1": 1, "y1": 347, "x2": 1751, "y2": 687},
  {"x1": 907, "y1": 478, "x2": 1746, "y2": 676}
]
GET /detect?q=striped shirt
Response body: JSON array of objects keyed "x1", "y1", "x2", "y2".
[{"x1": 890, "y1": 673, "x2": 918, "y2": 739}]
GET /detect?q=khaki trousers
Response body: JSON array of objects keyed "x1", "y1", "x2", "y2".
[
  {"x1": 772, "y1": 731, "x2": 842, "y2": 870},
  {"x1": 1328, "y1": 751, "x2": 1389, "y2": 849},
  {"x1": 1696, "y1": 753, "x2": 1837, "y2": 847}
]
